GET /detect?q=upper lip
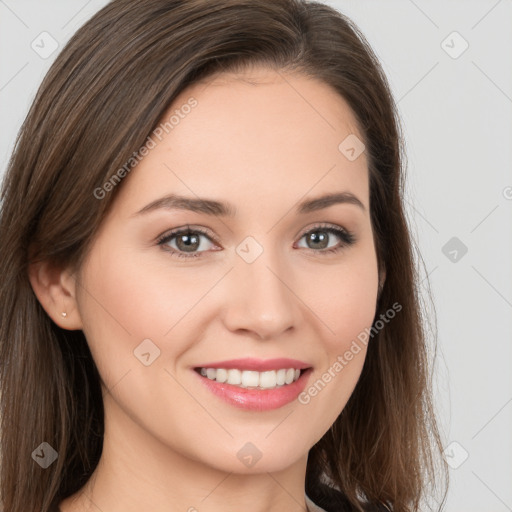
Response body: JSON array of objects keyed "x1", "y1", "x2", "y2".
[{"x1": 194, "y1": 358, "x2": 311, "y2": 372}]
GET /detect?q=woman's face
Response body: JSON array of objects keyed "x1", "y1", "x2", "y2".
[{"x1": 74, "y1": 66, "x2": 380, "y2": 474}]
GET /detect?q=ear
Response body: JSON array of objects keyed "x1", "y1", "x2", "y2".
[{"x1": 28, "y1": 260, "x2": 83, "y2": 330}]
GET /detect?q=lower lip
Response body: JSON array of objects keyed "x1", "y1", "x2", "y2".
[{"x1": 194, "y1": 369, "x2": 312, "y2": 411}]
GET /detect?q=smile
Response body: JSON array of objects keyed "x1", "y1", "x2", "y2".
[{"x1": 192, "y1": 358, "x2": 313, "y2": 411}]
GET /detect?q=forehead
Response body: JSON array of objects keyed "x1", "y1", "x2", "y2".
[
  {"x1": 177, "y1": 66, "x2": 365, "y2": 153},
  {"x1": 113, "y1": 66, "x2": 369, "y2": 217}
]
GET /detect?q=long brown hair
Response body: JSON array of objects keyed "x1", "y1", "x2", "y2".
[{"x1": 0, "y1": 1, "x2": 448, "y2": 511}]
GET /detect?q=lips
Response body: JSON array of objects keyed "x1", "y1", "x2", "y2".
[{"x1": 192, "y1": 358, "x2": 313, "y2": 411}]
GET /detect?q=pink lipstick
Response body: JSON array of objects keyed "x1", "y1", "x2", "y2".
[{"x1": 192, "y1": 358, "x2": 312, "y2": 411}]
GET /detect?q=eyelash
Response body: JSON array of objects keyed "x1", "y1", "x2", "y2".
[{"x1": 156, "y1": 223, "x2": 356, "y2": 260}]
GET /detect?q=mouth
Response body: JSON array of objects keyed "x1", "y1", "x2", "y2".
[{"x1": 192, "y1": 358, "x2": 313, "y2": 411}]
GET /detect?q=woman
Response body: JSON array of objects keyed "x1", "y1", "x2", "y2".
[{"x1": 0, "y1": 1, "x2": 448, "y2": 511}]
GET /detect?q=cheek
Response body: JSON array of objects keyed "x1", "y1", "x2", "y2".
[
  {"x1": 331, "y1": 263, "x2": 378, "y2": 346},
  {"x1": 75, "y1": 243, "x2": 201, "y2": 384},
  {"x1": 296, "y1": 244, "x2": 378, "y2": 427},
  {"x1": 307, "y1": 243, "x2": 379, "y2": 351}
]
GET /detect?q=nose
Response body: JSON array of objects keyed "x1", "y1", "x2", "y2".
[{"x1": 221, "y1": 248, "x2": 299, "y2": 341}]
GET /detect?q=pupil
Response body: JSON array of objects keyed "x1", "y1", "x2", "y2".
[
  {"x1": 178, "y1": 233, "x2": 198, "y2": 252},
  {"x1": 309, "y1": 231, "x2": 327, "y2": 249}
]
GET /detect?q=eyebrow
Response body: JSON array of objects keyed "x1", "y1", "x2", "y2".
[{"x1": 133, "y1": 191, "x2": 366, "y2": 217}]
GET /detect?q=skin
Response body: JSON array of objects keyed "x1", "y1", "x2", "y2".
[{"x1": 30, "y1": 65, "x2": 385, "y2": 512}]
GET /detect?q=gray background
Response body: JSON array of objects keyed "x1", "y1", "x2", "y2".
[{"x1": 1, "y1": 1, "x2": 511, "y2": 510}]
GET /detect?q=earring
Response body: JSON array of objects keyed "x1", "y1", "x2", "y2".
[{"x1": 61, "y1": 312, "x2": 67, "y2": 318}]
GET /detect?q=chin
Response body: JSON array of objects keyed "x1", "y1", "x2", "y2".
[{"x1": 196, "y1": 439, "x2": 310, "y2": 475}]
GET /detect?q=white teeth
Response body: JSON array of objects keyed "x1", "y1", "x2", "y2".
[
  {"x1": 241, "y1": 370, "x2": 259, "y2": 388},
  {"x1": 198, "y1": 367, "x2": 303, "y2": 389},
  {"x1": 259, "y1": 370, "x2": 277, "y2": 389},
  {"x1": 227, "y1": 369, "x2": 242, "y2": 385},
  {"x1": 216, "y1": 368, "x2": 228, "y2": 383},
  {"x1": 285, "y1": 368, "x2": 295, "y2": 385}
]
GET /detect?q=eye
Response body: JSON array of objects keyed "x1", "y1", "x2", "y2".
[
  {"x1": 157, "y1": 225, "x2": 218, "y2": 259},
  {"x1": 295, "y1": 223, "x2": 356, "y2": 255}
]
